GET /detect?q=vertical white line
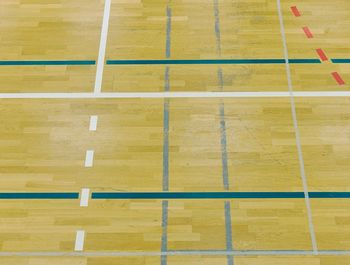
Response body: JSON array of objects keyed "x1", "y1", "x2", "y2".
[
  {"x1": 74, "y1": 230, "x2": 85, "y2": 251},
  {"x1": 85, "y1": 150, "x2": 94, "y2": 167},
  {"x1": 89, "y1": 115, "x2": 98, "y2": 131},
  {"x1": 276, "y1": 0, "x2": 318, "y2": 254},
  {"x1": 80, "y1": 188, "x2": 90, "y2": 207},
  {"x1": 94, "y1": 0, "x2": 112, "y2": 94}
]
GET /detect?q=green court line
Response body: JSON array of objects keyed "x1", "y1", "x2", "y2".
[
  {"x1": 331, "y1": 59, "x2": 350, "y2": 63},
  {"x1": 0, "y1": 60, "x2": 95, "y2": 66},
  {"x1": 0, "y1": 192, "x2": 349, "y2": 200},
  {"x1": 106, "y1": 58, "x2": 321, "y2": 65},
  {"x1": 91, "y1": 191, "x2": 350, "y2": 199},
  {"x1": 0, "y1": 193, "x2": 79, "y2": 199}
]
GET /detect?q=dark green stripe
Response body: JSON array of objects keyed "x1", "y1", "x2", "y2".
[
  {"x1": 107, "y1": 59, "x2": 320, "y2": 65},
  {"x1": 0, "y1": 60, "x2": 95, "y2": 66},
  {"x1": 0, "y1": 193, "x2": 79, "y2": 199},
  {"x1": 309, "y1": 192, "x2": 350, "y2": 198},
  {"x1": 288, "y1": 59, "x2": 321, "y2": 64},
  {"x1": 91, "y1": 192, "x2": 305, "y2": 199},
  {"x1": 331, "y1": 59, "x2": 350, "y2": 63}
]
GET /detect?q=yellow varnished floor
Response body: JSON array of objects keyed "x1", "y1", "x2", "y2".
[{"x1": 1, "y1": 0, "x2": 350, "y2": 264}]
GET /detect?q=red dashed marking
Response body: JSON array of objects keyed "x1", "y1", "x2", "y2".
[
  {"x1": 316, "y1": 48, "x2": 328, "y2": 61},
  {"x1": 291, "y1": 6, "x2": 301, "y2": 17},
  {"x1": 332, "y1": 72, "x2": 345, "y2": 85},
  {"x1": 302, "y1": 26, "x2": 314, "y2": 38}
]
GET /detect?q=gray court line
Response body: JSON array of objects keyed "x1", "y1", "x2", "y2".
[
  {"x1": 166, "y1": 5, "x2": 172, "y2": 58},
  {"x1": 213, "y1": 0, "x2": 222, "y2": 56},
  {"x1": 161, "y1": 2, "x2": 172, "y2": 265},
  {"x1": 1, "y1": 250, "x2": 350, "y2": 257},
  {"x1": 214, "y1": 2, "x2": 234, "y2": 264},
  {"x1": 276, "y1": 0, "x2": 318, "y2": 254}
]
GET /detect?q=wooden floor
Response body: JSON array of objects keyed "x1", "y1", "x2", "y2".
[{"x1": 0, "y1": 0, "x2": 350, "y2": 264}]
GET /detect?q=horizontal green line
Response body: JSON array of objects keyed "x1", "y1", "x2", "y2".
[
  {"x1": 331, "y1": 59, "x2": 350, "y2": 63},
  {"x1": 0, "y1": 60, "x2": 95, "y2": 66},
  {"x1": 91, "y1": 192, "x2": 350, "y2": 199},
  {"x1": 0, "y1": 192, "x2": 348, "y2": 200},
  {"x1": 106, "y1": 59, "x2": 321, "y2": 65},
  {"x1": 0, "y1": 193, "x2": 79, "y2": 199}
]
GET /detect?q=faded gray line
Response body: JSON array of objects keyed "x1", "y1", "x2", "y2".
[
  {"x1": 161, "y1": 200, "x2": 169, "y2": 265},
  {"x1": 276, "y1": 0, "x2": 318, "y2": 254},
  {"x1": 213, "y1": 0, "x2": 222, "y2": 55},
  {"x1": 166, "y1": 4, "x2": 172, "y2": 59},
  {"x1": 162, "y1": 1, "x2": 172, "y2": 263},
  {"x1": 214, "y1": 2, "x2": 233, "y2": 263}
]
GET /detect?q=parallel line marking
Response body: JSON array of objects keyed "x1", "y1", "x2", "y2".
[
  {"x1": 277, "y1": 0, "x2": 318, "y2": 254},
  {"x1": 291, "y1": 6, "x2": 301, "y2": 17},
  {"x1": 74, "y1": 230, "x2": 85, "y2": 251},
  {"x1": 0, "y1": 60, "x2": 95, "y2": 66},
  {"x1": 332, "y1": 72, "x2": 346, "y2": 85},
  {"x1": 85, "y1": 150, "x2": 94, "y2": 167},
  {"x1": 80, "y1": 188, "x2": 90, "y2": 207},
  {"x1": 94, "y1": 0, "x2": 111, "y2": 94},
  {"x1": 1, "y1": 250, "x2": 350, "y2": 257},
  {"x1": 0, "y1": 191, "x2": 349, "y2": 200},
  {"x1": 0, "y1": 91, "x2": 349, "y2": 99},
  {"x1": 302, "y1": 26, "x2": 314, "y2": 38},
  {"x1": 106, "y1": 58, "x2": 320, "y2": 65},
  {"x1": 89, "y1": 115, "x2": 98, "y2": 131}
]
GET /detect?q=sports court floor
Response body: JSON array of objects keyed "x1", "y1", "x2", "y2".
[{"x1": 1, "y1": 0, "x2": 350, "y2": 264}]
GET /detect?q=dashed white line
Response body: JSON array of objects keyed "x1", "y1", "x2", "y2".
[
  {"x1": 89, "y1": 115, "x2": 98, "y2": 131},
  {"x1": 74, "y1": 230, "x2": 85, "y2": 251},
  {"x1": 80, "y1": 188, "x2": 90, "y2": 207},
  {"x1": 84, "y1": 150, "x2": 94, "y2": 167},
  {"x1": 94, "y1": 0, "x2": 112, "y2": 94}
]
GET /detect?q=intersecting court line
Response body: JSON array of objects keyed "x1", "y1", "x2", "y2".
[
  {"x1": 94, "y1": 0, "x2": 111, "y2": 93},
  {"x1": 277, "y1": 0, "x2": 318, "y2": 254}
]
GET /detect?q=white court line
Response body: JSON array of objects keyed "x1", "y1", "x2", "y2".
[
  {"x1": 1, "y1": 250, "x2": 350, "y2": 257},
  {"x1": 74, "y1": 230, "x2": 85, "y2": 251},
  {"x1": 84, "y1": 150, "x2": 94, "y2": 167},
  {"x1": 80, "y1": 188, "x2": 90, "y2": 207},
  {"x1": 0, "y1": 91, "x2": 349, "y2": 99},
  {"x1": 277, "y1": 0, "x2": 318, "y2": 254},
  {"x1": 89, "y1": 115, "x2": 98, "y2": 131},
  {"x1": 94, "y1": 0, "x2": 111, "y2": 94}
]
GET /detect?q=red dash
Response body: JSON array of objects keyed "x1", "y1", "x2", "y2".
[
  {"x1": 316, "y1": 48, "x2": 328, "y2": 61},
  {"x1": 291, "y1": 6, "x2": 301, "y2": 17},
  {"x1": 302, "y1": 26, "x2": 314, "y2": 38},
  {"x1": 332, "y1": 72, "x2": 345, "y2": 85}
]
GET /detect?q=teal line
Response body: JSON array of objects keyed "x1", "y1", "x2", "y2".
[
  {"x1": 91, "y1": 192, "x2": 350, "y2": 199},
  {"x1": 331, "y1": 59, "x2": 350, "y2": 63},
  {"x1": 0, "y1": 60, "x2": 95, "y2": 66},
  {"x1": 309, "y1": 192, "x2": 350, "y2": 198},
  {"x1": 0, "y1": 192, "x2": 349, "y2": 200},
  {"x1": 92, "y1": 192, "x2": 303, "y2": 199},
  {"x1": 106, "y1": 59, "x2": 320, "y2": 65},
  {"x1": 0, "y1": 193, "x2": 79, "y2": 199}
]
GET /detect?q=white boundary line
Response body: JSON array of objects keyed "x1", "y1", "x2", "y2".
[
  {"x1": 89, "y1": 115, "x2": 98, "y2": 131},
  {"x1": 80, "y1": 188, "x2": 90, "y2": 207},
  {"x1": 84, "y1": 150, "x2": 94, "y2": 167},
  {"x1": 276, "y1": 0, "x2": 318, "y2": 254},
  {"x1": 0, "y1": 91, "x2": 349, "y2": 99},
  {"x1": 94, "y1": 0, "x2": 111, "y2": 94},
  {"x1": 74, "y1": 230, "x2": 85, "y2": 251},
  {"x1": 0, "y1": 250, "x2": 350, "y2": 257}
]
